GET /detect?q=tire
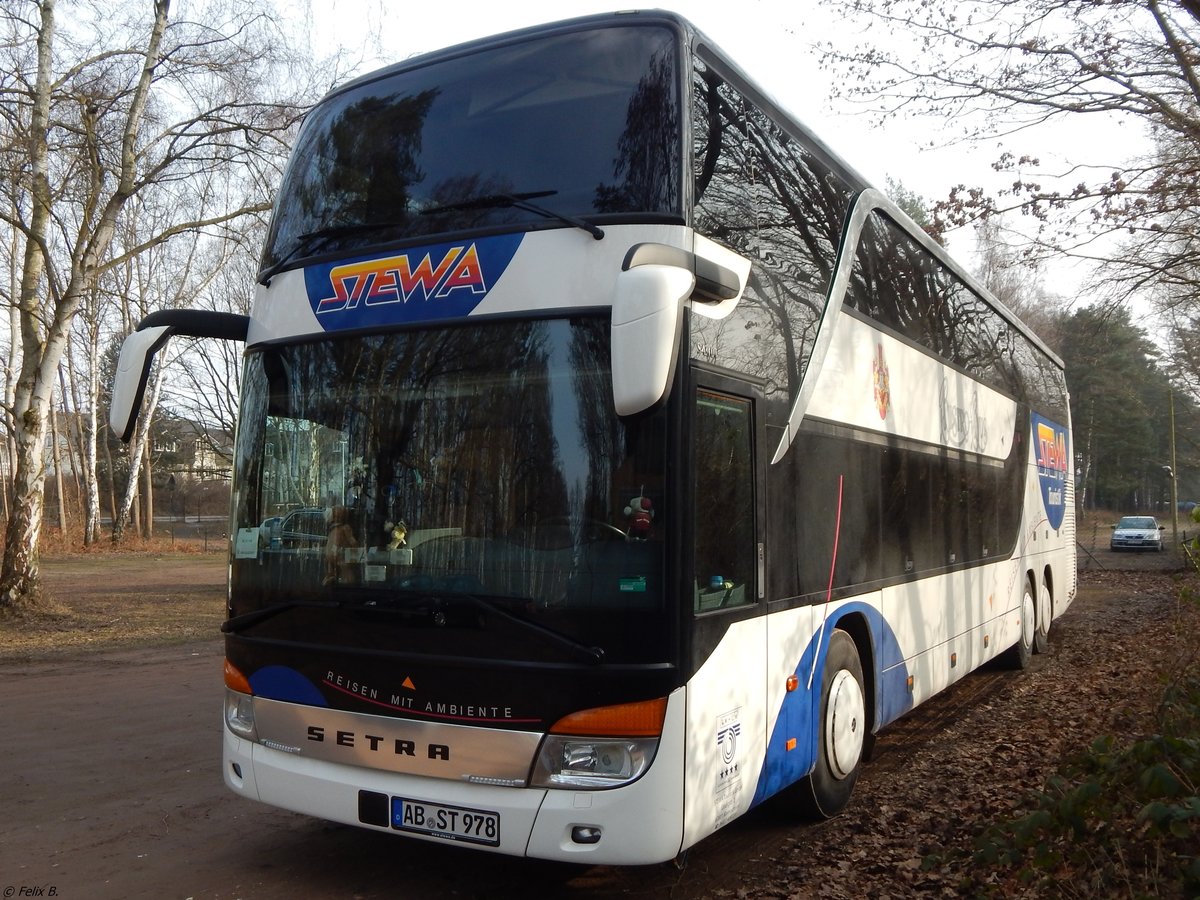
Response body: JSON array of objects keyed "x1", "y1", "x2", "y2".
[
  {"x1": 1000, "y1": 579, "x2": 1035, "y2": 670},
  {"x1": 1033, "y1": 575, "x2": 1051, "y2": 654},
  {"x1": 794, "y1": 629, "x2": 867, "y2": 819}
]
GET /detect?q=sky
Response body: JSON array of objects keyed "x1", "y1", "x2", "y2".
[{"x1": 302, "y1": 0, "x2": 1149, "y2": 300}]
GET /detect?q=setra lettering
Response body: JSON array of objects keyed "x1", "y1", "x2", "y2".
[{"x1": 304, "y1": 726, "x2": 449, "y2": 761}]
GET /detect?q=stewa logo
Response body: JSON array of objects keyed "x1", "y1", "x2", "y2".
[
  {"x1": 1032, "y1": 412, "x2": 1070, "y2": 530},
  {"x1": 303, "y1": 233, "x2": 524, "y2": 330},
  {"x1": 315, "y1": 244, "x2": 483, "y2": 313}
]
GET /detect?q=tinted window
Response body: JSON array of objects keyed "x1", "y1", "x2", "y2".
[
  {"x1": 230, "y1": 318, "x2": 671, "y2": 665},
  {"x1": 693, "y1": 390, "x2": 755, "y2": 611},
  {"x1": 688, "y1": 55, "x2": 854, "y2": 429},
  {"x1": 845, "y1": 210, "x2": 1068, "y2": 420},
  {"x1": 263, "y1": 25, "x2": 682, "y2": 270},
  {"x1": 769, "y1": 428, "x2": 1025, "y2": 600}
]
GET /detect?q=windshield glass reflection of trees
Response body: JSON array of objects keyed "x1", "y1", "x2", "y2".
[
  {"x1": 261, "y1": 25, "x2": 680, "y2": 269},
  {"x1": 688, "y1": 57, "x2": 854, "y2": 431},
  {"x1": 232, "y1": 318, "x2": 667, "y2": 662}
]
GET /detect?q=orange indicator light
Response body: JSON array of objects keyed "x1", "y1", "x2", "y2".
[
  {"x1": 549, "y1": 697, "x2": 668, "y2": 737},
  {"x1": 224, "y1": 658, "x2": 252, "y2": 694},
  {"x1": 785, "y1": 738, "x2": 797, "y2": 751},
  {"x1": 785, "y1": 674, "x2": 799, "y2": 692}
]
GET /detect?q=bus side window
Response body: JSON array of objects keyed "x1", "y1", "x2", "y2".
[{"x1": 693, "y1": 390, "x2": 755, "y2": 612}]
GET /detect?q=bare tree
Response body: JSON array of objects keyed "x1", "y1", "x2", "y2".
[
  {"x1": 973, "y1": 216, "x2": 1069, "y2": 350},
  {"x1": 166, "y1": 226, "x2": 260, "y2": 464},
  {"x1": 0, "y1": 0, "x2": 310, "y2": 609},
  {"x1": 107, "y1": 198, "x2": 234, "y2": 542},
  {"x1": 1157, "y1": 272, "x2": 1200, "y2": 403},
  {"x1": 817, "y1": 0, "x2": 1200, "y2": 303},
  {"x1": 71, "y1": 279, "x2": 106, "y2": 545}
]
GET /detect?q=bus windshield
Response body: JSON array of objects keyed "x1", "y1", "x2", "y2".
[
  {"x1": 261, "y1": 23, "x2": 681, "y2": 273},
  {"x1": 229, "y1": 317, "x2": 670, "y2": 665}
]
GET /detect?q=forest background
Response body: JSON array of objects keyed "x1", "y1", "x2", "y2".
[{"x1": 1, "y1": 0, "x2": 1199, "y2": 614}]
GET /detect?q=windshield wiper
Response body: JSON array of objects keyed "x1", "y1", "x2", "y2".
[
  {"x1": 258, "y1": 220, "x2": 409, "y2": 286},
  {"x1": 454, "y1": 592, "x2": 606, "y2": 664},
  {"x1": 222, "y1": 600, "x2": 341, "y2": 634},
  {"x1": 374, "y1": 588, "x2": 605, "y2": 664},
  {"x1": 226, "y1": 591, "x2": 605, "y2": 664},
  {"x1": 420, "y1": 190, "x2": 604, "y2": 241}
]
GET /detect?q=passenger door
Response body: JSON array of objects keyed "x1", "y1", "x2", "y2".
[{"x1": 681, "y1": 367, "x2": 767, "y2": 847}]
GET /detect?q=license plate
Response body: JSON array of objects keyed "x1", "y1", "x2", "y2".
[{"x1": 391, "y1": 797, "x2": 500, "y2": 847}]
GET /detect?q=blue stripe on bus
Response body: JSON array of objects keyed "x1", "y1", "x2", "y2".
[
  {"x1": 751, "y1": 603, "x2": 910, "y2": 805},
  {"x1": 249, "y1": 665, "x2": 329, "y2": 707}
]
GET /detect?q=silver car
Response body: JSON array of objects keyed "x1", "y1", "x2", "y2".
[{"x1": 1110, "y1": 516, "x2": 1165, "y2": 552}]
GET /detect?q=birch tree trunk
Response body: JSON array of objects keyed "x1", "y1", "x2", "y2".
[
  {"x1": 142, "y1": 446, "x2": 154, "y2": 539},
  {"x1": 0, "y1": 0, "x2": 309, "y2": 606},
  {"x1": 112, "y1": 366, "x2": 164, "y2": 542},
  {"x1": 59, "y1": 362, "x2": 84, "y2": 524},
  {"x1": 50, "y1": 401, "x2": 66, "y2": 531},
  {"x1": 80, "y1": 327, "x2": 102, "y2": 546},
  {"x1": 0, "y1": 0, "x2": 58, "y2": 609},
  {"x1": 2, "y1": 226, "x2": 17, "y2": 523}
]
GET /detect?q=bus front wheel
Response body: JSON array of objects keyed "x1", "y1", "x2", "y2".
[{"x1": 795, "y1": 628, "x2": 866, "y2": 819}]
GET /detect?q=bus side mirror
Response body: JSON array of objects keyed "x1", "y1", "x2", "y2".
[
  {"x1": 611, "y1": 264, "x2": 696, "y2": 417},
  {"x1": 110, "y1": 325, "x2": 176, "y2": 443},
  {"x1": 611, "y1": 242, "x2": 747, "y2": 417},
  {"x1": 109, "y1": 310, "x2": 250, "y2": 443}
]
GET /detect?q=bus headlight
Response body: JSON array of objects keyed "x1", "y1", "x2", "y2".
[
  {"x1": 532, "y1": 736, "x2": 658, "y2": 789},
  {"x1": 224, "y1": 688, "x2": 258, "y2": 741},
  {"x1": 531, "y1": 696, "x2": 667, "y2": 789}
]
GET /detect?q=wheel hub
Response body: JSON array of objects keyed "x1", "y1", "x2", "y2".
[{"x1": 825, "y1": 669, "x2": 865, "y2": 780}]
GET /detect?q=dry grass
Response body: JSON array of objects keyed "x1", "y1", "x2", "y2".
[{"x1": 0, "y1": 548, "x2": 227, "y2": 660}]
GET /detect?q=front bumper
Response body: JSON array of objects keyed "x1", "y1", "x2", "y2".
[
  {"x1": 1110, "y1": 538, "x2": 1161, "y2": 551},
  {"x1": 222, "y1": 693, "x2": 687, "y2": 865}
]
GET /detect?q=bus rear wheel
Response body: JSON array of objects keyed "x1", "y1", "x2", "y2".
[
  {"x1": 1001, "y1": 579, "x2": 1035, "y2": 670},
  {"x1": 1033, "y1": 575, "x2": 1051, "y2": 654},
  {"x1": 795, "y1": 628, "x2": 866, "y2": 819}
]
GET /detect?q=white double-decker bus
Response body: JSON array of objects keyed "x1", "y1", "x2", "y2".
[{"x1": 111, "y1": 11, "x2": 1075, "y2": 865}]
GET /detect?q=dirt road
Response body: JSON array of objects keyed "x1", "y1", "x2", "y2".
[
  {"x1": 2, "y1": 636, "x2": 1005, "y2": 900},
  {"x1": 0, "y1": 545, "x2": 1190, "y2": 899}
]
